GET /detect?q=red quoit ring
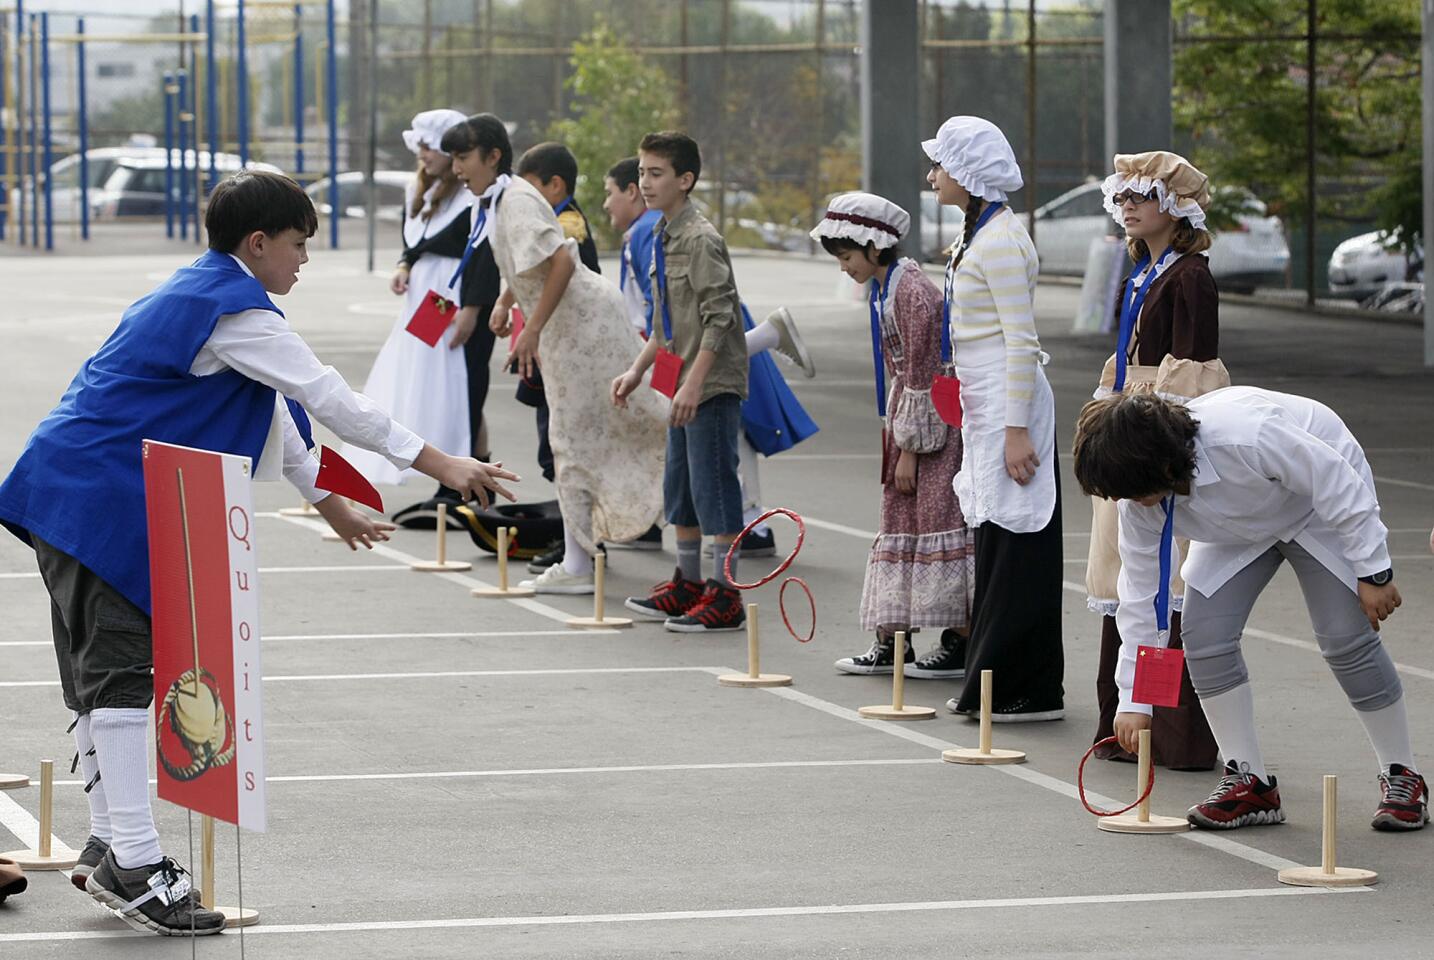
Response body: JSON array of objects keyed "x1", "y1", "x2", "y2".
[
  {"x1": 723, "y1": 508, "x2": 806, "y2": 590},
  {"x1": 1077, "y1": 737, "x2": 1156, "y2": 817},
  {"x1": 779, "y1": 577, "x2": 815, "y2": 643}
]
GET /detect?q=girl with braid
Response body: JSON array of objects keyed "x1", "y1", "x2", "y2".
[{"x1": 922, "y1": 116, "x2": 1064, "y2": 721}]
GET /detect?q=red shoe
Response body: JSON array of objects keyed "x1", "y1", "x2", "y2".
[
  {"x1": 1372, "y1": 764, "x2": 1429, "y2": 831},
  {"x1": 664, "y1": 580, "x2": 746, "y2": 633},
  {"x1": 624, "y1": 568, "x2": 704, "y2": 621},
  {"x1": 1187, "y1": 761, "x2": 1285, "y2": 830}
]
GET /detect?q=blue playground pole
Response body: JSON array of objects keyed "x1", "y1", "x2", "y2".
[
  {"x1": 1, "y1": 13, "x2": 8, "y2": 241},
  {"x1": 12, "y1": 1, "x2": 22, "y2": 246},
  {"x1": 293, "y1": 4, "x2": 303, "y2": 175},
  {"x1": 28, "y1": 14, "x2": 37, "y2": 249},
  {"x1": 178, "y1": 69, "x2": 189, "y2": 241},
  {"x1": 39, "y1": 10, "x2": 50, "y2": 250},
  {"x1": 77, "y1": 16, "x2": 88, "y2": 241},
  {"x1": 236, "y1": 0, "x2": 248, "y2": 167},
  {"x1": 191, "y1": 12, "x2": 201, "y2": 243},
  {"x1": 163, "y1": 70, "x2": 174, "y2": 238},
  {"x1": 205, "y1": 0, "x2": 217, "y2": 190},
  {"x1": 325, "y1": 0, "x2": 337, "y2": 248}
]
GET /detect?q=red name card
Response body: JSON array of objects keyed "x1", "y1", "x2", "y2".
[
  {"x1": 406, "y1": 290, "x2": 456, "y2": 347},
  {"x1": 650, "y1": 348, "x2": 683, "y2": 399},
  {"x1": 931, "y1": 374, "x2": 963, "y2": 427},
  {"x1": 1132, "y1": 645, "x2": 1184, "y2": 708}
]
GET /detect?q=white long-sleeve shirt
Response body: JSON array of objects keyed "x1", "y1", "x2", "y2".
[
  {"x1": 1114, "y1": 385, "x2": 1391, "y2": 715},
  {"x1": 184, "y1": 255, "x2": 425, "y2": 502}
]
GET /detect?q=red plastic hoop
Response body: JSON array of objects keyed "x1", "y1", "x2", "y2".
[
  {"x1": 723, "y1": 508, "x2": 806, "y2": 590},
  {"x1": 779, "y1": 577, "x2": 815, "y2": 643},
  {"x1": 1077, "y1": 737, "x2": 1156, "y2": 817}
]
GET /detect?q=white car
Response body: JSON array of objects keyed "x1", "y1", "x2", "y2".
[
  {"x1": 1327, "y1": 229, "x2": 1422, "y2": 300},
  {"x1": 91, "y1": 152, "x2": 283, "y2": 220},
  {"x1": 304, "y1": 171, "x2": 412, "y2": 223}
]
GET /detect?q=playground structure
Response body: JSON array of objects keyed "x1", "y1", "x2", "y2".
[{"x1": 0, "y1": 0, "x2": 341, "y2": 251}]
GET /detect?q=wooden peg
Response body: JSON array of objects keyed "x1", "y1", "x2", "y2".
[
  {"x1": 1096, "y1": 728, "x2": 1189, "y2": 833},
  {"x1": 718, "y1": 604, "x2": 792, "y2": 686},
  {"x1": 200, "y1": 815, "x2": 260, "y2": 927},
  {"x1": 0, "y1": 760, "x2": 77, "y2": 869},
  {"x1": 1277, "y1": 775, "x2": 1379, "y2": 887},
  {"x1": 473, "y1": 526, "x2": 535, "y2": 597},
  {"x1": 943, "y1": 670, "x2": 1026, "y2": 763},
  {"x1": 567, "y1": 553, "x2": 633, "y2": 628},
  {"x1": 411, "y1": 503, "x2": 472, "y2": 571},
  {"x1": 858, "y1": 632, "x2": 935, "y2": 720}
]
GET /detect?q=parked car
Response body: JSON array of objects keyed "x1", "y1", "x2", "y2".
[
  {"x1": 38, "y1": 146, "x2": 165, "y2": 222},
  {"x1": 304, "y1": 171, "x2": 412, "y2": 223},
  {"x1": 91, "y1": 152, "x2": 282, "y2": 220},
  {"x1": 1360, "y1": 281, "x2": 1423, "y2": 314},
  {"x1": 1327, "y1": 229, "x2": 1422, "y2": 299}
]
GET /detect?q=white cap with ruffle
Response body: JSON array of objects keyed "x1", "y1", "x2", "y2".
[
  {"x1": 809, "y1": 191, "x2": 910, "y2": 249},
  {"x1": 921, "y1": 116, "x2": 1024, "y2": 203},
  {"x1": 401, "y1": 109, "x2": 468, "y2": 157}
]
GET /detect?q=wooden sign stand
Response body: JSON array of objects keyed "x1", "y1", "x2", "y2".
[
  {"x1": 201, "y1": 815, "x2": 259, "y2": 927},
  {"x1": 411, "y1": 503, "x2": 472, "y2": 571},
  {"x1": 0, "y1": 773, "x2": 28, "y2": 790},
  {"x1": 1276, "y1": 776, "x2": 1379, "y2": 887},
  {"x1": 943, "y1": 671, "x2": 1026, "y2": 764},
  {"x1": 0, "y1": 761, "x2": 77, "y2": 870},
  {"x1": 718, "y1": 604, "x2": 792, "y2": 686},
  {"x1": 566, "y1": 554, "x2": 632, "y2": 627},
  {"x1": 858, "y1": 633, "x2": 936, "y2": 720},
  {"x1": 1096, "y1": 729, "x2": 1190, "y2": 833},
  {"x1": 472, "y1": 526, "x2": 536, "y2": 598}
]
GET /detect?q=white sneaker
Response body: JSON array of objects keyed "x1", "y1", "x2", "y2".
[
  {"x1": 520, "y1": 564, "x2": 594, "y2": 595},
  {"x1": 764, "y1": 307, "x2": 815, "y2": 378}
]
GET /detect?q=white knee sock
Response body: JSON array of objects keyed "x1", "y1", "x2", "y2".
[
  {"x1": 88, "y1": 707, "x2": 163, "y2": 869},
  {"x1": 1197, "y1": 683, "x2": 1268, "y2": 781},
  {"x1": 741, "y1": 505, "x2": 771, "y2": 537},
  {"x1": 746, "y1": 321, "x2": 779, "y2": 357},
  {"x1": 561, "y1": 520, "x2": 594, "y2": 576},
  {"x1": 1354, "y1": 696, "x2": 1417, "y2": 775},
  {"x1": 73, "y1": 713, "x2": 111, "y2": 843}
]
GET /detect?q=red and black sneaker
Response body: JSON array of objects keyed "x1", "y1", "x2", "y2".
[
  {"x1": 1372, "y1": 764, "x2": 1429, "y2": 831},
  {"x1": 1187, "y1": 760, "x2": 1286, "y2": 830},
  {"x1": 664, "y1": 580, "x2": 746, "y2": 633},
  {"x1": 625, "y1": 568, "x2": 704, "y2": 621}
]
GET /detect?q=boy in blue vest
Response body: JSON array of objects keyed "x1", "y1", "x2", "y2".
[{"x1": 0, "y1": 171, "x2": 517, "y2": 936}]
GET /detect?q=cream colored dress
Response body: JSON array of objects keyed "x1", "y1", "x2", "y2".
[{"x1": 490, "y1": 177, "x2": 667, "y2": 553}]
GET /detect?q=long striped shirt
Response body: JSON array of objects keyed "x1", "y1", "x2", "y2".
[{"x1": 948, "y1": 206, "x2": 1042, "y2": 427}]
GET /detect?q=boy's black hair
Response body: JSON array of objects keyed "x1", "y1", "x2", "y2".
[
  {"x1": 637, "y1": 131, "x2": 701, "y2": 194},
  {"x1": 1072, "y1": 393, "x2": 1201, "y2": 501},
  {"x1": 516, "y1": 142, "x2": 579, "y2": 196},
  {"x1": 607, "y1": 156, "x2": 640, "y2": 192},
  {"x1": 439, "y1": 112, "x2": 513, "y2": 174},
  {"x1": 206, "y1": 170, "x2": 317, "y2": 252},
  {"x1": 819, "y1": 235, "x2": 900, "y2": 267}
]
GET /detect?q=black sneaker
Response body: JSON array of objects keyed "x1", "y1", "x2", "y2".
[
  {"x1": 664, "y1": 580, "x2": 747, "y2": 633},
  {"x1": 989, "y1": 698, "x2": 1064, "y2": 723},
  {"x1": 607, "y1": 524, "x2": 664, "y2": 552},
  {"x1": 835, "y1": 635, "x2": 914, "y2": 676},
  {"x1": 905, "y1": 632, "x2": 967, "y2": 679},
  {"x1": 739, "y1": 527, "x2": 776, "y2": 558},
  {"x1": 625, "y1": 568, "x2": 705, "y2": 621},
  {"x1": 70, "y1": 834, "x2": 110, "y2": 892},
  {"x1": 526, "y1": 541, "x2": 565, "y2": 574},
  {"x1": 86, "y1": 852, "x2": 225, "y2": 936}
]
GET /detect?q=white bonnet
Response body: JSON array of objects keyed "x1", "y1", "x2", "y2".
[
  {"x1": 402, "y1": 109, "x2": 468, "y2": 157},
  {"x1": 809, "y1": 191, "x2": 910, "y2": 250},
  {"x1": 921, "y1": 116, "x2": 1023, "y2": 203}
]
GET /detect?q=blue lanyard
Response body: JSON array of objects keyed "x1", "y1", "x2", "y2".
[
  {"x1": 553, "y1": 195, "x2": 572, "y2": 216},
  {"x1": 941, "y1": 201, "x2": 1004, "y2": 364},
  {"x1": 653, "y1": 225, "x2": 673, "y2": 342},
  {"x1": 868, "y1": 263, "x2": 897, "y2": 417},
  {"x1": 619, "y1": 237, "x2": 629, "y2": 293},
  {"x1": 1155, "y1": 496, "x2": 1176, "y2": 634},
  {"x1": 447, "y1": 203, "x2": 488, "y2": 290},
  {"x1": 1114, "y1": 246, "x2": 1174, "y2": 392}
]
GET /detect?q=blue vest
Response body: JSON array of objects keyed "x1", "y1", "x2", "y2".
[
  {"x1": 0, "y1": 250, "x2": 283, "y2": 614},
  {"x1": 740, "y1": 304, "x2": 819, "y2": 456}
]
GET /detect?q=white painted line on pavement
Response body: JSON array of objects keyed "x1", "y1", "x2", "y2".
[
  {"x1": 0, "y1": 563, "x2": 411, "y2": 580},
  {"x1": 0, "y1": 885, "x2": 1366, "y2": 942},
  {"x1": 0, "y1": 628, "x2": 619, "y2": 649},
  {"x1": 0, "y1": 790, "x2": 77, "y2": 863},
  {"x1": 0, "y1": 666, "x2": 719, "y2": 688}
]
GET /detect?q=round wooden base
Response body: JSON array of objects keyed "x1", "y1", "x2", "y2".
[
  {"x1": 942, "y1": 747, "x2": 1026, "y2": 765},
  {"x1": 567, "y1": 616, "x2": 632, "y2": 629},
  {"x1": 220, "y1": 906, "x2": 261, "y2": 927},
  {"x1": 717, "y1": 673, "x2": 792, "y2": 687},
  {"x1": 411, "y1": 560, "x2": 472, "y2": 572},
  {"x1": 858, "y1": 705, "x2": 937, "y2": 721},
  {"x1": 1276, "y1": 865, "x2": 1378, "y2": 888},
  {"x1": 1097, "y1": 814, "x2": 1191, "y2": 834},
  {"x1": 471, "y1": 586, "x2": 536, "y2": 598},
  {"x1": 0, "y1": 773, "x2": 30, "y2": 790},
  {"x1": 0, "y1": 848, "x2": 77, "y2": 870},
  {"x1": 277, "y1": 505, "x2": 316, "y2": 517}
]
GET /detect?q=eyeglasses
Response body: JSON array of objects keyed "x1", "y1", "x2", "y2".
[{"x1": 1111, "y1": 190, "x2": 1155, "y2": 206}]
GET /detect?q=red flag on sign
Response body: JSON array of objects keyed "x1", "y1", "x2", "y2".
[{"x1": 315, "y1": 445, "x2": 384, "y2": 513}]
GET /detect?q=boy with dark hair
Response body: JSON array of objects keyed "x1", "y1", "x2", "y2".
[
  {"x1": 612, "y1": 132, "x2": 749, "y2": 631},
  {"x1": 603, "y1": 156, "x2": 662, "y2": 334},
  {"x1": 517, "y1": 141, "x2": 600, "y2": 273},
  {"x1": 1072, "y1": 387, "x2": 1425, "y2": 832},
  {"x1": 0, "y1": 170, "x2": 518, "y2": 935}
]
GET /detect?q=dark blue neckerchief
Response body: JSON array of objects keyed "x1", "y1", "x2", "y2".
[
  {"x1": 552, "y1": 195, "x2": 573, "y2": 216},
  {"x1": 941, "y1": 200, "x2": 1004, "y2": 365},
  {"x1": 653, "y1": 223, "x2": 673, "y2": 342},
  {"x1": 867, "y1": 260, "x2": 899, "y2": 416},
  {"x1": 1156, "y1": 494, "x2": 1175, "y2": 637},
  {"x1": 1114, "y1": 246, "x2": 1175, "y2": 392},
  {"x1": 447, "y1": 199, "x2": 489, "y2": 290}
]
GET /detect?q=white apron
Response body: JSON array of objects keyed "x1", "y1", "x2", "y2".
[
  {"x1": 951, "y1": 336, "x2": 1057, "y2": 533},
  {"x1": 343, "y1": 182, "x2": 474, "y2": 485}
]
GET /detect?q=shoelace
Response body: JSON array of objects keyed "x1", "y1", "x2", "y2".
[
  {"x1": 1382, "y1": 772, "x2": 1424, "y2": 805},
  {"x1": 917, "y1": 645, "x2": 946, "y2": 664},
  {"x1": 1203, "y1": 768, "x2": 1252, "y2": 805},
  {"x1": 119, "y1": 858, "x2": 194, "y2": 913}
]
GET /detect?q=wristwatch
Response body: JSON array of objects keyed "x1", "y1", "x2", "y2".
[{"x1": 1358, "y1": 568, "x2": 1394, "y2": 586}]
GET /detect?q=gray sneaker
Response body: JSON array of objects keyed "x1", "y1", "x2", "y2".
[
  {"x1": 86, "y1": 852, "x2": 225, "y2": 936},
  {"x1": 764, "y1": 307, "x2": 816, "y2": 378},
  {"x1": 69, "y1": 834, "x2": 110, "y2": 892}
]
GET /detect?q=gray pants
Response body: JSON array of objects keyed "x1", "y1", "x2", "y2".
[{"x1": 1182, "y1": 541, "x2": 1402, "y2": 713}]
